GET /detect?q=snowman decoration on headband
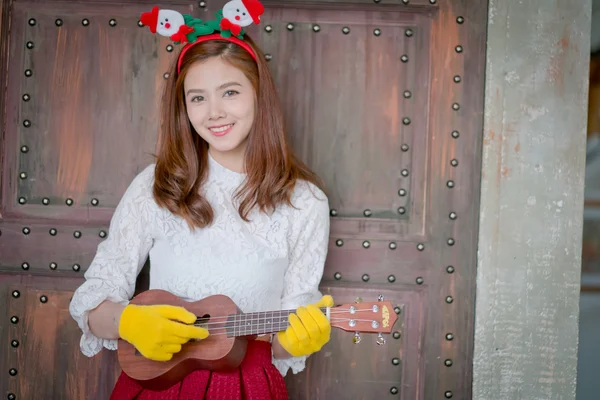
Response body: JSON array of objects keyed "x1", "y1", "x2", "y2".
[{"x1": 140, "y1": 0, "x2": 264, "y2": 43}]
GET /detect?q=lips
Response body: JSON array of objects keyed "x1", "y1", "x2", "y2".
[{"x1": 208, "y1": 123, "x2": 234, "y2": 137}]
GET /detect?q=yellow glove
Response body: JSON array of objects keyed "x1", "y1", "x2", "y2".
[
  {"x1": 118, "y1": 304, "x2": 209, "y2": 361},
  {"x1": 277, "y1": 295, "x2": 334, "y2": 357}
]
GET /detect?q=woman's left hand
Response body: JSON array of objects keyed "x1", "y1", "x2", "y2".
[{"x1": 277, "y1": 295, "x2": 334, "y2": 357}]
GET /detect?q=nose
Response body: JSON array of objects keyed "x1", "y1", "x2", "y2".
[
  {"x1": 235, "y1": 16, "x2": 240, "y2": 20},
  {"x1": 165, "y1": 22, "x2": 171, "y2": 28},
  {"x1": 208, "y1": 99, "x2": 225, "y2": 120}
]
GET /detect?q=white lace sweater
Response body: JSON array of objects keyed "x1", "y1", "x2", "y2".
[{"x1": 68, "y1": 155, "x2": 330, "y2": 377}]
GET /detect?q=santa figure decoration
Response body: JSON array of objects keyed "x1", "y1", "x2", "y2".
[
  {"x1": 140, "y1": 7, "x2": 194, "y2": 43},
  {"x1": 221, "y1": 0, "x2": 265, "y2": 36}
]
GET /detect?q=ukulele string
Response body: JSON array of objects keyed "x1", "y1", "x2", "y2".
[
  {"x1": 189, "y1": 317, "x2": 379, "y2": 329},
  {"x1": 189, "y1": 308, "x2": 380, "y2": 325}
]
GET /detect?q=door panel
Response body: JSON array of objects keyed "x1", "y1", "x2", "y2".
[{"x1": 0, "y1": 0, "x2": 487, "y2": 399}]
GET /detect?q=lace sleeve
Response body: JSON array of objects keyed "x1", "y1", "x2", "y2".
[
  {"x1": 272, "y1": 182, "x2": 331, "y2": 377},
  {"x1": 68, "y1": 165, "x2": 155, "y2": 357}
]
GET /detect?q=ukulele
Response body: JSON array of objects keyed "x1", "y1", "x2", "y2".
[{"x1": 117, "y1": 289, "x2": 398, "y2": 390}]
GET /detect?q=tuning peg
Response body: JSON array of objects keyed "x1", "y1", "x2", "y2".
[
  {"x1": 376, "y1": 333, "x2": 386, "y2": 346},
  {"x1": 355, "y1": 297, "x2": 363, "y2": 303},
  {"x1": 378, "y1": 294, "x2": 384, "y2": 301},
  {"x1": 353, "y1": 332, "x2": 362, "y2": 344}
]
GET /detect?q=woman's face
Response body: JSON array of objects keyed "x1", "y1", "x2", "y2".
[{"x1": 184, "y1": 57, "x2": 256, "y2": 165}]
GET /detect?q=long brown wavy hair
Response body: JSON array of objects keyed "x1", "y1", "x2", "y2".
[{"x1": 153, "y1": 34, "x2": 325, "y2": 229}]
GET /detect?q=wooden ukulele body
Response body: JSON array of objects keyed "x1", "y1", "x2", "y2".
[{"x1": 117, "y1": 289, "x2": 249, "y2": 391}]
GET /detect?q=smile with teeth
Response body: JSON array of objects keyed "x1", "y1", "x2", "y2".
[{"x1": 209, "y1": 124, "x2": 234, "y2": 134}]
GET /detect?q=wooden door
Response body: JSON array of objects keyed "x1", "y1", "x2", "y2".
[{"x1": 0, "y1": 0, "x2": 488, "y2": 399}]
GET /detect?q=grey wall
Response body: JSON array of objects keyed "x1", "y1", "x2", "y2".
[{"x1": 473, "y1": 0, "x2": 591, "y2": 399}]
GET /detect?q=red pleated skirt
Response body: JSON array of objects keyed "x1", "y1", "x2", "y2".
[{"x1": 109, "y1": 341, "x2": 288, "y2": 400}]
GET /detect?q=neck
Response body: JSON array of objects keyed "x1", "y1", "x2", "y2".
[
  {"x1": 208, "y1": 146, "x2": 246, "y2": 174},
  {"x1": 205, "y1": 308, "x2": 327, "y2": 337}
]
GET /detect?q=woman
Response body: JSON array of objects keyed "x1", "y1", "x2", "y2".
[{"x1": 68, "y1": 3, "x2": 333, "y2": 399}]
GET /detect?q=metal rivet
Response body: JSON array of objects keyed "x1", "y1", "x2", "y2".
[
  {"x1": 455, "y1": 45, "x2": 463, "y2": 53},
  {"x1": 449, "y1": 212, "x2": 457, "y2": 220},
  {"x1": 417, "y1": 243, "x2": 424, "y2": 251},
  {"x1": 55, "y1": 19, "x2": 63, "y2": 26},
  {"x1": 402, "y1": 117, "x2": 411, "y2": 125},
  {"x1": 24, "y1": 69, "x2": 32, "y2": 77},
  {"x1": 21, "y1": 262, "x2": 29, "y2": 270},
  {"x1": 11, "y1": 290, "x2": 19, "y2": 298},
  {"x1": 91, "y1": 198, "x2": 99, "y2": 206},
  {"x1": 99, "y1": 230, "x2": 107, "y2": 238},
  {"x1": 265, "y1": 25, "x2": 273, "y2": 33},
  {"x1": 389, "y1": 242, "x2": 397, "y2": 250},
  {"x1": 447, "y1": 180, "x2": 455, "y2": 188},
  {"x1": 373, "y1": 28, "x2": 381, "y2": 36},
  {"x1": 446, "y1": 333, "x2": 454, "y2": 340},
  {"x1": 342, "y1": 26, "x2": 350, "y2": 34},
  {"x1": 138, "y1": 20, "x2": 144, "y2": 27},
  {"x1": 451, "y1": 130, "x2": 460, "y2": 139},
  {"x1": 364, "y1": 209, "x2": 372, "y2": 217},
  {"x1": 42, "y1": 198, "x2": 50, "y2": 205},
  {"x1": 20, "y1": 145, "x2": 28, "y2": 153},
  {"x1": 374, "y1": 0, "x2": 381, "y2": 3},
  {"x1": 388, "y1": 275, "x2": 396, "y2": 283},
  {"x1": 362, "y1": 241, "x2": 370, "y2": 249},
  {"x1": 8, "y1": 393, "x2": 16, "y2": 400},
  {"x1": 49, "y1": 228, "x2": 57, "y2": 236},
  {"x1": 446, "y1": 296, "x2": 454, "y2": 304},
  {"x1": 287, "y1": 23, "x2": 294, "y2": 31},
  {"x1": 19, "y1": 172, "x2": 27, "y2": 179},
  {"x1": 446, "y1": 266, "x2": 455, "y2": 273},
  {"x1": 26, "y1": 41, "x2": 34, "y2": 49},
  {"x1": 40, "y1": 295, "x2": 47, "y2": 303},
  {"x1": 22, "y1": 227, "x2": 30, "y2": 235},
  {"x1": 457, "y1": 16, "x2": 464, "y2": 24},
  {"x1": 66, "y1": 198, "x2": 73, "y2": 206},
  {"x1": 445, "y1": 359, "x2": 453, "y2": 367},
  {"x1": 397, "y1": 207, "x2": 406, "y2": 215},
  {"x1": 401, "y1": 144, "x2": 409, "y2": 152},
  {"x1": 166, "y1": 44, "x2": 174, "y2": 52},
  {"x1": 416, "y1": 277, "x2": 424, "y2": 284},
  {"x1": 405, "y1": 29, "x2": 413, "y2": 37},
  {"x1": 362, "y1": 274, "x2": 370, "y2": 282},
  {"x1": 23, "y1": 120, "x2": 31, "y2": 127},
  {"x1": 109, "y1": 19, "x2": 117, "y2": 27},
  {"x1": 450, "y1": 159, "x2": 458, "y2": 167},
  {"x1": 22, "y1": 94, "x2": 30, "y2": 101},
  {"x1": 49, "y1": 262, "x2": 57, "y2": 270},
  {"x1": 334, "y1": 272, "x2": 342, "y2": 280},
  {"x1": 265, "y1": 54, "x2": 272, "y2": 61},
  {"x1": 402, "y1": 0, "x2": 409, "y2": 4},
  {"x1": 392, "y1": 358, "x2": 400, "y2": 365},
  {"x1": 394, "y1": 306, "x2": 401, "y2": 314},
  {"x1": 390, "y1": 387, "x2": 399, "y2": 395},
  {"x1": 10, "y1": 316, "x2": 18, "y2": 323},
  {"x1": 454, "y1": 75, "x2": 461, "y2": 83},
  {"x1": 18, "y1": 197, "x2": 26, "y2": 205},
  {"x1": 447, "y1": 238, "x2": 455, "y2": 246},
  {"x1": 9, "y1": 368, "x2": 17, "y2": 376},
  {"x1": 330, "y1": 209, "x2": 337, "y2": 216},
  {"x1": 430, "y1": 0, "x2": 437, "y2": 3},
  {"x1": 401, "y1": 169, "x2": 409, "y2": 177},
  {"x1": 336, "y1": 239, "x2": 344, "y2": 247},
  {"x1": 445, "y1": 391, "x2": 453, "y2": 399},
  {"x1": 164, "y1": 73, "x2": 169, "y2": 79},
  {"x1": 28, "y1": 18, "x2": 36, "y2": 26},
  {"x1": 398, "y1": 189, "x2": 407, "y2": 196},
  {"x1": 74, "y1": 231, "x2": 82, "y2": 239},
  {"x1": 82, "y1": 18, "x2": 89, "y2": 26},
  {"x1": 199, "y1": 1, "x2": 207, "y2": 7},
  {"x1": 401, "y1": 55, "x2": 409, "y2": 63},
  {"x1": 11, "y1": 340, "x2": 19, "y2": 348},
  {"x1": 393, "y1": 331, "x2": 401, "y2": 339},
  {"x1": 312, "y1": 24, "x2": 320, "y2": 32},
  {"x1": 452, "y1": 103, "x2": 460, "y2": 111},
  {"x1": 72, "y1": 264, "x2": 80, "y2": 272},
  {"x1": 403, "y1": 91, "x2": 411, "y2": 98}
]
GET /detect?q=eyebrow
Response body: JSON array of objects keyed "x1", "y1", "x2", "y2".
[{"x1": 186, "y1": 82, "x2": 242, "y2": 95}]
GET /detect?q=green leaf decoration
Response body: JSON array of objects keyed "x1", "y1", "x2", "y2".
[{"x1": 220, "y1": 30, "x2": 232, "y2": 39}]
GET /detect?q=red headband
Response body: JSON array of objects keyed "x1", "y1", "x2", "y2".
[{"x1": 177, "y1": 34, "x2": 258, "y2": 74}]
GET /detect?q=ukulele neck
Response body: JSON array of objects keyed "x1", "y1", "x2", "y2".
[{"x1": 215, "y1": 308, "x2": 327, "y2": 337}]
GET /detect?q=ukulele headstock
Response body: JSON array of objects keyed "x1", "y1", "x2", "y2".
[{"x1": 329, "y1": 295, "x2": 398, "y2": 345}]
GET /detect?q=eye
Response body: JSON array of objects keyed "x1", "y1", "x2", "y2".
[
  {"x1": 243, "y1": 12, "x2": 246, "y2": 15},
  {"x1": 160, "y1": 22, "x2": 164, "y2": 25},
  {"x1": 165, "y1": 18, "x2": 169, "y2": 22},
  {"x1": 224, "y1": 90, "x2": 239, "y2": 97},
  {"x1": 236, "y1": 8, "x2": 240, "y2": 12},
  {"x1": 190, "y1": 95, "x2": 204, "y2": 103}
]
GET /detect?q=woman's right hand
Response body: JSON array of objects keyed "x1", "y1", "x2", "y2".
[{"x1": 118, "y1": 304, "x2": 209, "y2": 361}]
